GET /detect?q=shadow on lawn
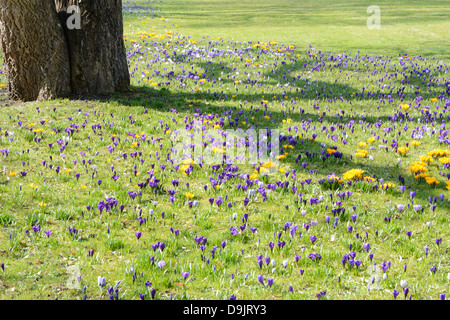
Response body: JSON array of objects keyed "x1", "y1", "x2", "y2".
[{"x1": 73, "y1": 83, "x2": 450, "y2": 209}]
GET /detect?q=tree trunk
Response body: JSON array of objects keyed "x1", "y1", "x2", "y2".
[
  {"x1": 0, "y1": 0, "x2": 71, "y2": 101},
  {"x1": 55, "y1": 0, "x2": 130, "y2": 96}
]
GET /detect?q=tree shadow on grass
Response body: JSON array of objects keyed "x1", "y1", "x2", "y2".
[{"x1": 77, "y1": 84, "x2": 450, "y2": 209}]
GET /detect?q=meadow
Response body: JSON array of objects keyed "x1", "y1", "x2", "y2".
[{"x1": 0, "y1": 0, "x2": 449, "y2": 300}]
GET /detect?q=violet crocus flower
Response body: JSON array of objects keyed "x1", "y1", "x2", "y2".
[
  {"x1": 157, "y1": 260, "x2": 165, "y2": 270},
  {"x1": 44, "y1": 230, "x2": 52, "y2": 238},
  {"x1": 424, "y1": 245, "x2": 429, "y2": 257},
  {"x1": 393, "y1": 290, "x2": 399, "y2": 299},
  {"x1": 181, "y1": 271, "x2": 189, "y2": 280},
  {"x1": 413, "y1": 204, "x2": 422, "y2": 212},
  {"x1": 257, "y1": 274, "x2": 265, "y2": 286},
  {"x1": 150, "y1": 288, "x2": 156, "y2": 300},
  {"x1": 440, "y1": 293, "x2": 446, "y2": 300},
  {"x1": 435, "y1": 238, "x2": 442, "y2": 247},
  {"x1": 135, "y1": 231, "x2": 142, "y2": 241},
  {"x1": 267, "y1": 278, "x2": 274, "y2": 288},
  {"x1": 403, "y1": 287, "x2": 409, "y2": 298},
  {"x1": 230, "y1": 227, "x2": 239, "y2": 236}
]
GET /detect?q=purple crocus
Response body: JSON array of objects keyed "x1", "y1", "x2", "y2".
[
  {"x1": 430, "y1": 266, "x2": 437, "y2": 274},
  {"x1": 393, "y1": 290, "x2": 399, "y2": 299},
  {"x1": 435, "y1": 238, "x2": 442, "y2": 247},
  {"x1": 135, "y1": 231, "x2": 142, "y2": 241},
  {"x1": 257, "y1": 274, "x2": 265, "y2": 286}
]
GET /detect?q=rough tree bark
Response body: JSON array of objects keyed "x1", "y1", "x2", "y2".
[
  {"x1": 0, "y1": 0, "x2": 71, "y2": 101},
  {"x1": 55, "y1": 0, "x2": 130, "y2": 96},
  {"x1": 0, "y1": 0, "x2": 130, "y2": 101}
]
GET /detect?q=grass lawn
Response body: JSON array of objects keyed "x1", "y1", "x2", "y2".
[{"x1": 0, "y1": 0, "x2": 449, "y2": 300}]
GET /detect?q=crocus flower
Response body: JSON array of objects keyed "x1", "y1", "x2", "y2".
[
  {"x1": 403, "y1": 287, "x2": 409, "y2": 298},
  {"x1": 157, "y1": 260, "x2": 165, "y2": 270},
  {"x1": 181, "y1": 271, "x2": 189, "y2": 280},
  {"x1": 393, "y1": 290, "x2": 399, "y2": 299},
  {"x1": 440, "y1": 293, "x2": 446, "y2": 300},
  {"x1": 98, "y1": 276, "x2": 106, "y2": 287},
  {"x1": 257, "y1": 274, "x2": 264, "y2": 286},
  {"x1": 267, "y1": 278, "x2": 274, "y2": 288},
  {"x1": 150, "y1": 288, "x2": 156, "y2": 299},
  {"x1": 435, "y1": 238, "x2": 442, "y2": 247}
]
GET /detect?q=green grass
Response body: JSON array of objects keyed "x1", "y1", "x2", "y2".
[
  {"x1": 157, "y1": 0, "x2": 450, "y2": 62},
  {"x1": 0, "y1": 0, "x2": 449, "y2": 300}
]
